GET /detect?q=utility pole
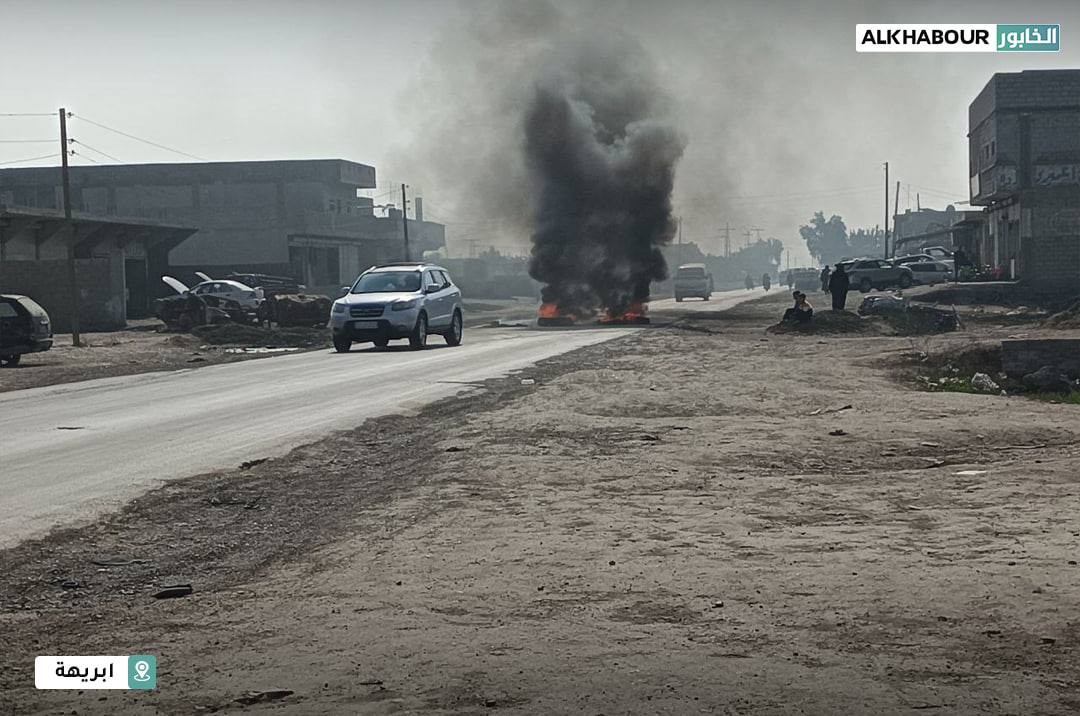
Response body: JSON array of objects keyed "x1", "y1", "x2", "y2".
[
  {"x1": 749, "y1": 227, "x2": 764, "y2": 243},
  {"x1": 60, "y1": 108, "x2": 81, "y2": 346},
  {"x1": 883, "y1": 161, "x2": 889, "y2": 260},
  {"x1": 400, "y1": 183, "x2": 410, "y2": 262},
  {"x1": 892, "y1": 179, "x2": 900, "y2": 259},
  {"x1": 743, "y1": 230, "x2": 752, "y2": 249},
  {"x1": 677, "y1": 216, "x2": 683, "y2": 244},
  {"x1": 719, "y1": 221, "x2": 732, "y2": 257}
]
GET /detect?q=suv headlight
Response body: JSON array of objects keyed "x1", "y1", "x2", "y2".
[
  {"x1": 332, "y1": 302, "x2": 347, "y2": 314},
  {"x1": 391, "y1": 298, "x2": 419, "y2": 311}
]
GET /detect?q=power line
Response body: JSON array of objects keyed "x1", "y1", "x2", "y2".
[
  {"x1": 71, "y1": 150, "x2": 100, "y2": 164},
  {"x1": 69, "y1": 113, "x2": 207, "y2": 161},
  {"x1": 71, "y1": 139, "x2": 122, "y2": 163},
  {"x1": 0, "y1": 112, "x2": 54, "y2": 117},
  {"x1": 0, "y1": 139, "x2": 55, "y2": 143},
  {"x1": 0, "y1": 152, "x2": 61, "y2": 166}
]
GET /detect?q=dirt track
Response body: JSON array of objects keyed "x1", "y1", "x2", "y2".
[{"x1": 3, "y1": 293, "x2": 1080, "y2": 714}]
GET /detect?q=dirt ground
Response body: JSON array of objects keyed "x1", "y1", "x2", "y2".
[
  {"x1": 3, "y1": 292, "x2": 1080, "y2": 714},
  {"x1": 0, "y1": 300, "x2": 538, "y2": 393},
  {"x1": 0, "y1": 320, "x2": 320, "y2": 394}
]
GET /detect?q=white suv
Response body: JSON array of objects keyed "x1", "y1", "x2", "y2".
[{"x1": 329, "y1": 263, "x2": 463, "y2": 352}]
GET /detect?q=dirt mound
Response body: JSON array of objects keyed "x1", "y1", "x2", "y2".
[
  {"x1": 1045, "y1": 299, "x2": 1080, "y2": 329},
  {"x1": 766, "y1": 310, "x2": 881, "y2": 335},
  {"x1": 191, "y1": 324, "x2": 329, "y2": 347}
]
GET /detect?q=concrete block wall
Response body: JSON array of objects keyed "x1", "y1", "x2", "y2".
[
  {"x1": 0, "y1": 258, "x2": 123, "y2": 332},
  {"x1": 1002, "y1": 339, "x2": 1080, "y2": 378}
]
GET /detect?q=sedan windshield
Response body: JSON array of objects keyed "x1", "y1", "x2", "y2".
[{"x1": 351, "y1": 271, "x2": 421, "y2": 293}]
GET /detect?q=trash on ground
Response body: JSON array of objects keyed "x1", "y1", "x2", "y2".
[
  {"x1": 223, "y1": 346, "x2": 301, "y2": 354},
  {"x1": 809, "y1": 404, "x2": 853, "y2": 416},
  {"x1": 233, "y1": 690, "x2": 294, "y2": 705},
  {"x1": 152, "y1": 584, "x2": 194, "y2": 599},
  {"x1": 970, "y1": 373, "x2": 1001, "y2": 393}
]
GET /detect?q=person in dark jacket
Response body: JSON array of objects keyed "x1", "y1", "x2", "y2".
[
  {"x1": 828, "y1": 263, "x2": 850, "y2": 311},
  {"x1": 820, "y1": 266, "x2": 831, "y2": 293}
]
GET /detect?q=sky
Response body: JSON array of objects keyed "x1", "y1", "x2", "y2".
[{"x1": 2, "y1": 0, "x2": 1079, "y2": 264}]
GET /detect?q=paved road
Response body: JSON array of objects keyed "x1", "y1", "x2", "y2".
[
  {"x1": 0, "y1": 327, "x2": 634, "y2": 547},
  {"x1": 650, "y1": 287, "x2": 767, "y2": 313}
]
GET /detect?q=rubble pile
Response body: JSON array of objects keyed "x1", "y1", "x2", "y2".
[
  {"x1": 859, "y1": 295, "x2": 960, "y2": 335},
  {"x1": 767, "y1": 310, "x2": 881, "y2": 335},
  {"x1": 1044, "y1": 299, "x2": 1080, "y2": 329},
  {"x1": 268, "y1": 294, "x2": 333, "y2": 327}
]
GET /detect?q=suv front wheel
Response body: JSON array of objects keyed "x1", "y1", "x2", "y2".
[
  {"x1": 899, "y1": 273, "x2": 913, "y2": 289},
  {"x1": 333, "y1": 333, "x2": 351, "y2": 353},
  {"x1": 409, "y1": 313, "x2": 428, "y2": 350}
]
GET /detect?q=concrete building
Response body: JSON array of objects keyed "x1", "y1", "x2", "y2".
[
  {"x1": 892, "y1": 205, "x2": 985, "y2": 256},
  {"x1": 0, "y1": 206, "x2": 196, "y2": 330},
  {"x1": 969, "y1": 69, "x2": 1080, "y2": 288},
  {"x1": 0, "y1": 159, "x2": 445, "y2": 295}
]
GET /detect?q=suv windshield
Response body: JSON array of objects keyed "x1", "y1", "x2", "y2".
[
  {"x1": 677, "y1": 267, "x2": 705, "y2": 278},
  {"x1": 351, "y1": 271, "x2": 421, "y2": 294}
]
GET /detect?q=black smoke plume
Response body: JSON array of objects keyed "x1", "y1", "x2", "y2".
[{"x1": 525, "y1": 35, "x2": 685, "y2": 317}]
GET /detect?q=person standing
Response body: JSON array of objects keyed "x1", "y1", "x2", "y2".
[
  {"x1": 828, "y1": 263, "x2": 850, "y2": 311},
  {"x1": 953, "y1": 247, "x2": 968, "y2": 282},
  {"x1": 820, "y1": 265, "x2": 831, "y2": 293},
  {"x1": 745, "y1": 274, "x2": 754, "y2": 291},
  {"x1": 762, "y1": 273, "x2": 771, "y2": 292}
]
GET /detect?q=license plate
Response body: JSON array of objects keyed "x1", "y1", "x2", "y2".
[{"x1": 352, "y1": 321, "x2": 378, "y2": 330}]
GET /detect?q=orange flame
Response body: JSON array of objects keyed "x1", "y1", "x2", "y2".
[
  {"x1": 538, "y1": 302, "x2": 561, "y2": 319},
  {"x1": 538, "y1": 302, "x2": 578, "y2": 321},
  {"x1": 600, "y1": 301, "x2": 647, "y2": 323}
]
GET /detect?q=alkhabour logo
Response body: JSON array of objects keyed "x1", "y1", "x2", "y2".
[{"x1": 857, "y1": 24, "x2": 997, "y2": 53}]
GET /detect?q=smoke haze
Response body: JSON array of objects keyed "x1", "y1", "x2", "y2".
[{"x1": 524, "y1": 33, "x2": 685, "y2": 315}]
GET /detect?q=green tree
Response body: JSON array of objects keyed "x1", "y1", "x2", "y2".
[
  {"x1": 799, "y1": 212, "x2": 848, "y2": 265},
  {"x1": 848, "y1": 227, "x2": 884, "y2": 257}
]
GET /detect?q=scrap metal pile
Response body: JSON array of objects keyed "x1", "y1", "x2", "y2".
[{"x1": 155, "y1": 271, "x2": 331, "y2": 331}]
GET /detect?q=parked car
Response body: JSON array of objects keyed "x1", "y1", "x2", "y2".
[
  {"x1": 893, "y1": 253, "x2": 936, "y2": 266},
  {"x1": 923, "y1": 246, "x2": 953, "y2": 261},
  {"x1": 907, "y1": 261, "x2": 954, "y2": 285},
  {"x1": 0, "y1": 294, "x2": 53, "y2": 367},
  {"x1": 329, "y1": 263, "x2": 463, "y2": 352},
  {"x1": 788, "y1": 268, "x2": 822, "y2": 292},
  {"x1": 836, "y1": 258, "x2": 914, "y2": 292},
  {"x1": 673, "y1": 263, "x2": 713, "y2": 301}
]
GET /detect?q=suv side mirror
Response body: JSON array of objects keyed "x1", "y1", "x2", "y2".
[
  {"x1": 425, "y1": 284, "x2": 440, "y2": 294},
  {"x1": 340, "y1": 286, "x2": 350, "y2": 295}
]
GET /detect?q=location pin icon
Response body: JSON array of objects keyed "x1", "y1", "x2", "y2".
[{"x1": 134, "y1": 660, "x2": 149, "y2": 681}]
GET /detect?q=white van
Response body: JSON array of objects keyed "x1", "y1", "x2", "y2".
[{"x1": 674, "y1": 263, "x2": 713, "y2": 302}]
